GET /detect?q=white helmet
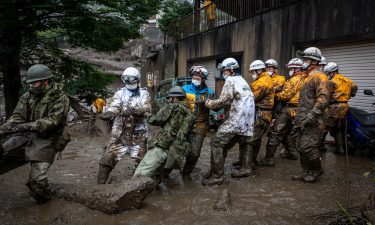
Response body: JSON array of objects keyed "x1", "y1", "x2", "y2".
[
  {"x1": 218, "y1": 58, "x2": 239, "y2": 71},
  {"x1": 301, "y1": 47, "x2": 322, "y2": 61},
  {"x1": 319, "y1": 56, "x2": 327, "y2": 65},
  {"x1": 121, "y1": 67, "x2": 141, "y2": 84},
  {"x1": 324, "y1": 62, "x2": 339, "y2": 74},
  {"x1": 189, "y1": 66, "x2": 209, "y2": 80},
  {"x1": 249, "y1": 60, "x2": 266, "y2": 71},
  {"x1": 286, "y1": 58, "x2": 303, "y2": 68},
  {"x1": 265, "y1": 59, "x2": 278, "y2": 68}
]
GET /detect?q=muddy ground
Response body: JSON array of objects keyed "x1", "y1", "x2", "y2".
[{"x1": 0, "y1": 121, "x2": 374, "y2": 225}]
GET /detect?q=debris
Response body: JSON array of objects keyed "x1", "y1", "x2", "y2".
[
  {"x1": 213, "y1": 189, "x2": 231, "y2": 211},
  {"x1": 50, "y1": 177, "x2": 154, "y2": 214}
]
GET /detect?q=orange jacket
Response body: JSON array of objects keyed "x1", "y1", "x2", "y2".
[
  {"x1": 295, "y1": 66, "x2": 330, "y2": 125},
  {"x1": 326, "y1": 73, "x2": 358, "y2": 119},
  {"x1": 94, "y1": 98, "x2": 106, "y2": 113},
  {"x1": 202, "y1": 0, "x2": 216, "y2": 20},
  {"x1": 251, "y1": 72, "x2": 275, "y2": 122},
  {"x1": 271, "y1": 73, "x2": 286, "y2": 93},
  {"x1": 277, "y1": 71, "x2": 306, "y2": 106}
]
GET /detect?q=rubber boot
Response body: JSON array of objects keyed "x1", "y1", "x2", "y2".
[
  {"x1": 26, "y1": 179, "x2": 52, "y2": 204},
  {"x1": 303, "y1": 159, "x2": 323, "y2": 183},
  {"x1": 231, "y1": 148, "x2": 253, "y2": 178},
  {"x1": 97, "y1": 165, "x2": 112, "y2": 184},
  {"x1": 258, "y1": 145, "x2": 277, "y2": 167},
  {"x1": 292, "y1": 155, "x2": 309, "y2": 181},
  {"x1": 201, "y1": 175, "x2": 224, "y2": 186}
]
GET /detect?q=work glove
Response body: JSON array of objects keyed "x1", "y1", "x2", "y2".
[
  {"x1": 300, "y1": 113, "x2": 317, "y2": 130},
  {"x1": 119, "y1": 108, "x2": 135, "y2": 117},
  {"x1": 99, "y1": 111, "x2": 116, "y2": 120},
  {"x1": 11, "y1": 123, "x2": 34, "y2": 133}
]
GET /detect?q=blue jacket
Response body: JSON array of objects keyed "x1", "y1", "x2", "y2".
[{"x1": 182, "y1": 83, "x2": 214, "y2": 112}]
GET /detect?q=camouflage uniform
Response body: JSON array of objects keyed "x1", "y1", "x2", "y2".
[
  {"x1": 133, "y1": 101, "x2": 195, "y2": 179},
  {"x1": 260, "y1": 71, "x2": 306, "y2": 164},
  {"x1": 294, "y1": 66, "x2": 330, "y2": 180},
  {"x1": 182, "y1": 82, "x2": 215, "y2": 175},
  {"x1": 203, "y1": 75, "x2": 255, "y2": 183},
  {"x1": 0, "y1": 82, "x2": 70, "y2": 203},
  {"x1": 322, "y1": 73, "x2": 357, "y2": 153},
  {"x1": 251, "y1": 72, "x2": 275, "y2": 162},
  {"x1": 98, "y1": 87, "x2": 151, "y2": 183}
]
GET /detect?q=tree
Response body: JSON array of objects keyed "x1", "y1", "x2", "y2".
[
  {"x1": 158, "y1": 0, "x2": 193, "y2": 39},
  {"x1": 0, "y1": 0, "x2": 160, "y2": 117}
]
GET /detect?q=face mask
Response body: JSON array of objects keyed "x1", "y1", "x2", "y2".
[
  {"x1": 30, "y1": 81, "x2": 47, "y2": 94},
  {"x1": 192, "y1": 79, "x2": 201, "y2": 87},
  {"x1": 223, "y1": 74, "x2": 229, "y2": 80},
  {"x1": 289, "y1": 70, "x2": 294, "y2": 76},
  {"x1": 126, "y1": 83, "x2": 138, "y2": 90},
  {"x1": 267, "y1": 71, "x2": 273, "y2": 76},
  {"x1": 302, "y1": 62, "x2": 310, "y2": 70},
  {"x1": 252, "y1": 72, "x2": 258, "y2": 80}
]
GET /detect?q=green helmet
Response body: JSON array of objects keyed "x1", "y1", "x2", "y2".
[
  {"x1": 26, "y1": 64, "x2": 53, "y2": 83},
  {"x1": 167, "y1": 86, "x2": 186, "y2": 98}
]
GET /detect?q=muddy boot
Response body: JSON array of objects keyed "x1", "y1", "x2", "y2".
[
  {"x1": 292, "y1": 155, "x2": 308, "y2": 181},
  {"x1": 27, "y1": 179, "x2": 52, "y2": 204},
  {"x1": 201, "y1": 176, "x2": 224, "y2": 186},
  {"x1": 258, "y1": 145, "x2": 277, "y2": 166},
  {"x1": 231, "y1": 145, "x2": 254, "y2": 178},
  {"x1": 151, "y1": 175, "x2": 162, "y2": 189},
  {"x1": 303, "y1": 159, "x2": 323, "y2": 183},
  {"x1": 232, "y1": 160, "x2": 241, "y2": 170},
  {"x1": 97, "y1": 165, "x2": 112, "y2": 184},
  {"x1": 281, "y1": 152, "x2": 299, "y2": 160}
]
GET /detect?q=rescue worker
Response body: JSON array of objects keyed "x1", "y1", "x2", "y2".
[
  {"x1": 265, "y1": 59, "x2": 286, "y2": 93},
  {"x1": 293, "y1": 47, "x2": 330, "y2": 183},
  {"x1": 318, "y1": 56, "x2": 327, "y2": 70},
  {"x1": 322, "y1": 62, "x2": 357, "y2": 154},
  {"x1": 182, "y1": 66, "x2": 215, "y2": 177},
  {"x1": 258, "y1": 58, "x2": 306, "y2": 166},
  {"x1": 202, "y1": 0, "x2": 216, "y2": 29},
  {"x1": 249, "y1": 60, "x2": 275, "y2": 164},
  {"x1": 93, "y1": 97, "x2": 106, "y2": 113},
  {"x1": 202, "y1": 58, "x2": 255, "y2": 186},
  {"x1": 133, "y1": 86, "x2": 195, "y2": 184},
  {"x1": 0, "y1": 64, "x2": 70, "y2": 203},
  {"x1": 97, "y1": 67, "x2": 151, "y2": 184}
]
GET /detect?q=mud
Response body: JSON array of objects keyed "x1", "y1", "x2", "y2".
[
  {"x1": 0, "y1": 122, "x2": 374, "y2": 225},
  {"x1": 213, "y1": 189, "x2": 231, "y2": 211},
  {"x1": 50, "y1": 177, "x2": 154, "y2": 214}
]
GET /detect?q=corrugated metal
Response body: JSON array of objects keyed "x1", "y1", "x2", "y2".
[
  {"x1": 189, "y1": 60, "x2": 216, "y2": 90},
  {"x1": 320, "y1": 42, "x2": 375, "y2": 113}
]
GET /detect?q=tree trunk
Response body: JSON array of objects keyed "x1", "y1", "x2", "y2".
[{"x1": 0, "y1": 31, "x2": 22, "y2": 118}]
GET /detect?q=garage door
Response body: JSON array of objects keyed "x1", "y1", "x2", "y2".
[
  {"x1": 320, "y1": 42, "x2": 375, "y2": 113},
  {"x1": 188, "y1": 60, "x2": 216, "y2": 91}
]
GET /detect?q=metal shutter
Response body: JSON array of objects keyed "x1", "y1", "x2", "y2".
[
  {"x1": 189, "y1": 60, "x2": 216, "y2": 90},
  {"x1": 320, "y1": 42, "x2": 375, "y2": 113}
]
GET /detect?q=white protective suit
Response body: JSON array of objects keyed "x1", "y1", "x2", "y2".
[
  {"x1": 105, "y1": 87, "x2": 151, "y2": 160},
  {"x1": 205, "y1": 75, "x2": 255, "y2": 136}
]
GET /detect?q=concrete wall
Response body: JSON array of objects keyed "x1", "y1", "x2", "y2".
[{"x1": 177, "y1": 0, "x2": 375, "y2": 83}]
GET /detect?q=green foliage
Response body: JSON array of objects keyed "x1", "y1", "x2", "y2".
[{"x1": 158, "y1": 0, "x2": 193, "y2": 39}]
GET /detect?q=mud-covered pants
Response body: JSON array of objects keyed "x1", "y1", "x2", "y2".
[
  {"x1": 0, "y1": 145, "x2": 52, "y2": 203},
  {"x1": 182, "y1": 132, "x2": 206, "y2": 175},
  {"x1": 266, "y1": 107, "x2": 298, "y2": 159},
  {"x1": 133, "y1": 146, "x2": 168, "y2": 177},
  {"x1": 209, "y1": 132, "x2": 252, "y2": 178},
  {"x1": 99, "y1": 117, "x2": 147, "y2": 170},
  {"x1": 296, "y1": 124, "x2": 324, "y2": 174}
]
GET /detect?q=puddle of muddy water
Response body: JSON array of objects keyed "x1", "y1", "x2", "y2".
[{"x1": 0, "y1": 132, "x2": 374, "y2": 225}]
